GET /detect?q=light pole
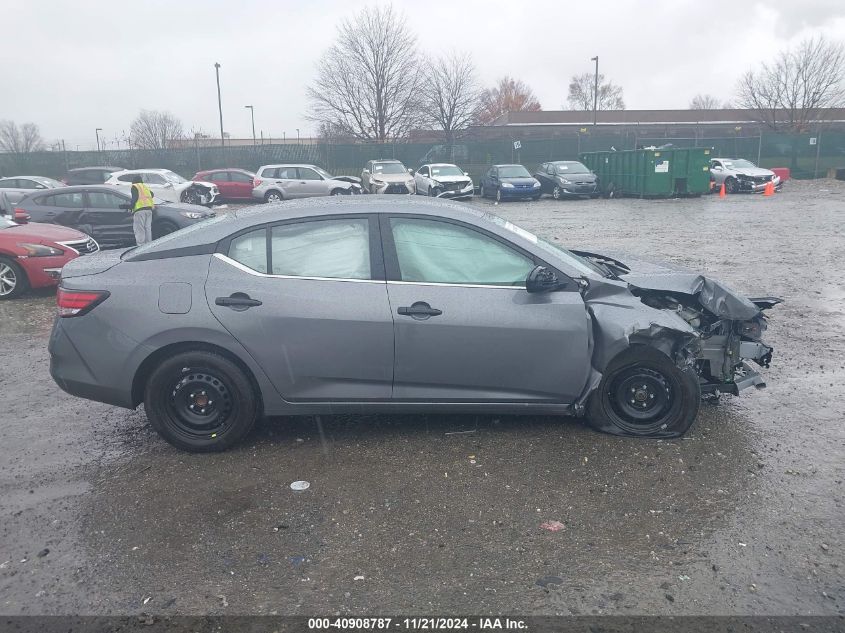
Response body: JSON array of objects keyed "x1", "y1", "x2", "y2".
[
  {"x1": 244, "y1": 105, "x2": 256, "y2": 146},
  {"x1": 283, "y1": 131, "x2": 286, "y2": 143},
  {"x1": 95, "y1": 128, "x2": 103, "y2": 152},
  {"x1": 296, "y1": 128, "x2": 300, "y2": 144},
  {"x1": 590, "y1": 56, "x2": 599, "y2": 126},
  {"x1": 214, "y1": 62, "x2": 224, "y2": 147}
]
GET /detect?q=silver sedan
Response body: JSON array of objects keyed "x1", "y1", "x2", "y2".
[{"x1": 49, "y1": 198, "x2": 778, "y2": 452}]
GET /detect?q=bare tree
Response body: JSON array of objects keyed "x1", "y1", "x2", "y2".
[
  {"x1": 736, "y1": 36, "x2": 845, "y2": 131},
  {"x1": 421, "y1": 53, "x2": 482, "y2": 142},
  {"x1": 478, "y1": 77, "x2": 542, "y2": 125},
  {"x1": 566, "y1": 73, "x2": 625, "y2": 111},
  {"x1": 129, "y1": 110, "x2": 185, "y2": 150},
  {"x1": 0, "y1": 121, "x2": 45, "y2": 154},
  {"x1": 307, "y1": 5, "x2": 421, "y2": 141},
  {"x1": 689, "y1": 94, "x2": 722, "y2": 110}
]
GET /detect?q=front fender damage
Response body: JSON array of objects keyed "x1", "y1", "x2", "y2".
[{"x1": 574, "y1": 279, "x2": 701, "y2": 412}]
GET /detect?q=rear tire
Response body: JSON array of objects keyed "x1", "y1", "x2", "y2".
[
  {"x1": 264, "y1": 190, "x2": 283, "y2": 203},
  {"x1": 0, "y1": 257, "x2": 28, "y2": 300},
  {"x1": 587, "y1": 346, "x2": 700, "y2": 438},
  {"x1": 144, "y1": 350, "x2": 258, "y2": 452}
]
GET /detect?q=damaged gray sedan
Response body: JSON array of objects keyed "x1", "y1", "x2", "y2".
[{"x1": 48, "y1": 197, "x2": 779, "y2": 452}]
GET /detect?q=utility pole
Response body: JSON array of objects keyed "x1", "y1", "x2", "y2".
[
  {"x1": 296, "y1": 128, "x2": 300, "y2": 144},
  {"x1": 590, "y1": 56, "x2": 599, "y2": 126},
  {"x1": 214, "y1": 62, "x2": 224, "y2": 147},
  {"x1": 95, "y1": 128, "x2": 103, "y2": 152},
  {"x1": 245, "y1": 105, "x2": 256, "y2": 146}
]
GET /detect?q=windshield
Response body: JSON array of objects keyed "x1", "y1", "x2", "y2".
[
  {"x1": 430, "y1": 165, "x2": 464, "y2": 177},
  {"x1": 372, "y1": 162, "x2": 407, "y2": 175},
  {"x1": 162, "y1": 171, "x2": 188, "y2": 184},
  {"x1": 482, "y1": 213, "x2": 602, "y2": 277},
  {"x1": 554, "y1": 162, "x2": 590, "y2": 174},
  {"x1": 498, "y1": 165, "x2": 531, "y2": 178},
  {"x1": 724, "y1": 159, "x2": 756, "y2": 169},
  {"x1": 34, "y1": 177, "x2": 63, "y2": 187}
]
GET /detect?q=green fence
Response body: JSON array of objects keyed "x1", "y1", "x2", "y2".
[{"x1": 2, "y1": 131, "x2": 843, "y2": 182}]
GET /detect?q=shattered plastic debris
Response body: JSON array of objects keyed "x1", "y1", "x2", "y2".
[
  {"x1": 353, "y1": 575, "x2": 365, "y2": 581},
  {"x1": 540, "y1": 520, "x2": 566, "y2": 532},
  {"x1": 36, "y1": 548, "x2": 49, "y2": 558},
  {"x1": 143, "y1": 596, "x2": 152, "y2": 605},
  {"x1": 536, "y1": 576, "x2": 563, "y2": 588},
  {"x1": 290, "y1": 481, "x2": 310, "y2": 491}
]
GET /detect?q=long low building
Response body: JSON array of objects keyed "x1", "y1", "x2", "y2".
[{"x1": 468, "y1": 108, "x2": 845, "y2": 140}]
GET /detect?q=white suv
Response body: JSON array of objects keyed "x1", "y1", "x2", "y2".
[{"x1": 105, "y1": 169, "x2": 219, "y2": 206}]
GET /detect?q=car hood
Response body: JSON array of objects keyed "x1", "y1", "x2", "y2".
[
  {"x1": 2, "y1": 221, "x2": 88, "y2": 244},
  {"x1": 730, "y1": 167, "x2": 774, "y2": 177},
  {"x1": 370, "y1": 172, "x2": 412, "y2": 183},
  {"x1": 501, "y1": 177, "x2": 538, "y2": 186},
  {"x1": 558, "y1": 173, "x2": 596, "y2": 182},
  {"x1": 157, "y1": 201, "x2": 215, "y2": 215},
  {"x1": 332, "y1": 175, "x2": 361, "y2": 186},
  {"x1": 430, "y1": 174, "x2": 470, "y2": 183},
  {"x1": 572, "y1": 249, "x2": 763, "y2": 320}
]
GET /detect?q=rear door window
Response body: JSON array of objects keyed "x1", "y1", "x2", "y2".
[
  {"x1": 87, "y1": 191, "x2": 127, "y2": 208},
  {"x1": 41, "y1": 192, "x2": 85, "y2": 207},
  {"x1": 270, "y1": 219, "x2": 370, "y2": 279},
  {"x1": 229, "y1": 229, "x2": 268, "y2": 274},
  {"x1": 0, "y1": 179, "x2": 18, "y2": 188},
  {"x1": 229, "y1": 171, "x2": 253, "y2": 182}
]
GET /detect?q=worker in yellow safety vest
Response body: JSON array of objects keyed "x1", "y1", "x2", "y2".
[{"x1": 127, "y1": 174, "x2": 155, "y2": 245}]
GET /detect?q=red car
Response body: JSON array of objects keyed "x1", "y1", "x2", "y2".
[
  {"x1": 192, "y1": 168, "x2": 255, "y2": 201},
  {"x1": 0, "y1": 212, "x2": 98, "y2": 299}
]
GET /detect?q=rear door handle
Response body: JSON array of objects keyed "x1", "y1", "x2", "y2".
[
  {"x1": 215, "y1": 292, "x2": 262, "y2": 311},
  {"x1": 397, "y1": 301, "x2": 442, "y2": 319}
]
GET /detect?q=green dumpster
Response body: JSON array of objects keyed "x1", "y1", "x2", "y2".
[{"x1": 580, "y1": 147, "x2": 712, "y2": 198}]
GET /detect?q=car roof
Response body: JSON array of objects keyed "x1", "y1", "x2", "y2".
[
  {"x1": 111, "y1": 168, "x2": 174, "y2": 174},
  {"x1": 0, "y1": 175, "x2": 55, "y2": 180},
  {"x1": 126, "y1": 197, "x2": 521, "y2": 260},
  {"x1": 371, "y1": 159, "x2": 403, "y2": 163},
  {"x1": 424, "y1": 163, "x2": 459, "y2": 168},
  {"x1": 493, "y1": 164, "x2": 526, "y2": 168},
  {"x1": 68, "y1": 166, "x2": 123, "y2": 172},
  {"x1": 199, "y1": 167, "x2": 253, "y2": 172},
  {"x1": 550, "y1": 160, "x2": 584, "y2": 164},
  {"x1": 258, "y1": 164, "x2": 318, "y2": 169}
]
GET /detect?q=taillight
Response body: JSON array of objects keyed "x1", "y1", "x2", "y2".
[
  {"x1": 56, "y1": 288, "x2": 110, "y2": 317},
  {"x1": 253, "y1": 178, "x2": 262, "y2": 187}
]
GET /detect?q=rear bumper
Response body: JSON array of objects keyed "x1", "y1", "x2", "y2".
[{"x1": 48, "y1": 316, "x2": 136, "y2": 408}]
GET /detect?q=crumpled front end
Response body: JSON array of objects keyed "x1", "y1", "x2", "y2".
[{"x1": 573, "y1": 251, "x2": 780, "y2": 404}]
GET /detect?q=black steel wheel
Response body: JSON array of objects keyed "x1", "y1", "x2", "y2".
[
  {"x1": 144, "y1": 350, "x2": 258, "y2": 452},
  {"x1": 588, "y1": 346, "x2": 700, "y2": 438}
]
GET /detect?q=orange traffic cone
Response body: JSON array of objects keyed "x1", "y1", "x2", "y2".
[
  {"x1": 763, "y1": 180, "x2": 774, "y2": 196},
  {"x1": 719, "y1": 182, "x2": 726, "y2": 199}
]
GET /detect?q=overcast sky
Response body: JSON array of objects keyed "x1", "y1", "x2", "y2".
[{"x1": 3, "y1": 0, "x2": 843, "y2": 149}]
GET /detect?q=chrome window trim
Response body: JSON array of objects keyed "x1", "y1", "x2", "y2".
[
  {"x1": 215, "y1": 254, "x2": 525, "y2": 290},
  {"x1": 214, "y1": 253, "x2": 382, "y2": 284},
  {"x1": 387, "y1": 280, "x2": 525, "y2": 290}
]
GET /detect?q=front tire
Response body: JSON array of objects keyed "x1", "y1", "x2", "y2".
[
  {"x1": 479, "y1": 183, "x2": 486, "y2": 198},
  {"x1": 181, "y1": 189, "x2": 201, "y2": 205},
  {"x1": 725, "y1": 177, "x2": 739, "y2": 194},
  {"x1": 552, "y1": 185, "x2": 563, "y2": 200},
  {"x1": 495, "y1": 188, "x2": 503, "y2": 203},
  {"x1": 587, "y1": 346, "x2": 700, "y2": 438},
  {"x1": 144, "y1": 350, "x2": 258, "y2": 452},
  {"x1": 0, "y1": 257, "x2": 27, "y2": 300}
]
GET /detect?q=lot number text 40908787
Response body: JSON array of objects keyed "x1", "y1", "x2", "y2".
[{"x1": 308, "y1": 617, "x2": 528, "y2": 630}]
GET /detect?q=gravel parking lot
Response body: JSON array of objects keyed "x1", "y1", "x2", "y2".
[{"x1": 0, "y1": 182, "x2": 843, "y2": 616}]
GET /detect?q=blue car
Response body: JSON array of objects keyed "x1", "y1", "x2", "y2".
[{"x1": 479, "y1": 164, "x2": 542, "y2": 202}]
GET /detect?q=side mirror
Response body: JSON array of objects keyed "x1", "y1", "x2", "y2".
[
  {"x1": 526, "y1": 265, "x2": 563, "y2": 293},
  {"x1": 712, "y1": 166, "x2": 722, "y2": 171},
  {"x1": 407, "y1": 168, "x2": 413, "y2": 173},
  {"x1": 14, "y1": 210, "x2": 30, "y2": 224},
  {"x1": 464, "y1": 172, "x2": 470, "y2": 176}
]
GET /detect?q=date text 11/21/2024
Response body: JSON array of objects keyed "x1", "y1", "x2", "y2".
[{"x1": 307, "y1": 617, "x2": 528, "y2": 630}]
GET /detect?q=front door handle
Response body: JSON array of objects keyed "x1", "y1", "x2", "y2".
[
  {"x1": 215, "y1": 292, "x2": 262, "y2": 311},
  {"x1": 397, "y1": 301, "x2": 442, "y2": 319}
]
